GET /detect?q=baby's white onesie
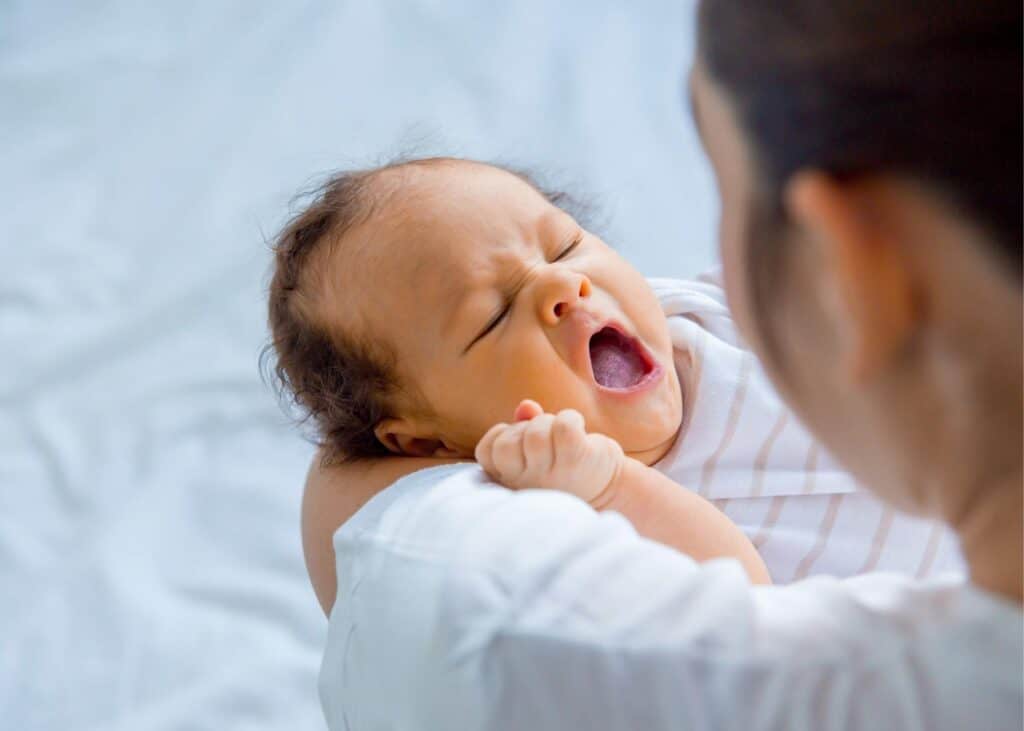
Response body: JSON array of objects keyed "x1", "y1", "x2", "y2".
[{"x1": 649, "y1": 275, "x2": 963, "y2": 581}]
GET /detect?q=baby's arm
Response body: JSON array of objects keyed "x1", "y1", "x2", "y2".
[
  {"x1": 591, "y1": 458, "x2": 770, "y2": 583},
  {"x1": 475, "y1": 401, "x2": 770, "y2": 584},
  {"x1": 303, "y1": 454, "x2": 468, "y2": 614}
]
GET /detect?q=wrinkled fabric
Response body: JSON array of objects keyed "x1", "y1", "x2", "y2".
[
  {"x1": 1, "y1": 2, "x2": 716, "y2": 729},
  {"x1": 320, "y1": 463, "x2": 1022, "y2": 730}
]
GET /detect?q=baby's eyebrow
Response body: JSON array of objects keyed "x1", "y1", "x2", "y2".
[
  {"x1": 442, "y1": 217, "x2": 569, "y2": 348},
  {"x1": 439, "y1": 284, "x2": 472, "y2": 341},
  {"x1": 440, "y1": 270, "x2": 505, "y2": 345}
]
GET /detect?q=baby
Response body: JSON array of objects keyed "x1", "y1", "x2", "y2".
[{"x1": 268, "y1": 157, "x2": 960, "y2": 609}]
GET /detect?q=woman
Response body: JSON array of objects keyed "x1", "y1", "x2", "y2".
[{"x1": 309, "y1": 2, "x2": 1022, "y2": 728}]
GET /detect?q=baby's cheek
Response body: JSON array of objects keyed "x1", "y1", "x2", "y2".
[
  {"x1": 501, "y1": 361, "x2": 563, "y2": 406},
  {"x1": 498, "y1": 358, "x2": 591, "y2": 415}
]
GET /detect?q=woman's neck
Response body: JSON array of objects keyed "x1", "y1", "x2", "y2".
[{"x1": 953, "y1": 468, "x2": 1023, "y2": 604}]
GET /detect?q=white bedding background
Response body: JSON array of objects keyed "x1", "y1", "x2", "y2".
[{"x1": 0, "y1": 2, "x2": 715, "y2": 729}]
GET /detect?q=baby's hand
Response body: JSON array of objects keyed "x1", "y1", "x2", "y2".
[{"x1": 474, "y1": 400, "x2": 625, "y2": 505}]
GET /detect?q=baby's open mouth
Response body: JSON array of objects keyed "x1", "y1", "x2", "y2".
[{"x1": 588, "y1": 326, "x2": 655, "y2": 390}]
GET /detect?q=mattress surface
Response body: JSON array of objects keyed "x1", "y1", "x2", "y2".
[{"x1": 0, "y1": 2, "x2": 713, "y2": 728}]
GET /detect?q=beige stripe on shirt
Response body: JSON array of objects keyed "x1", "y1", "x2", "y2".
[
  {"x1": 699, "y1": 354, "x2": 753, "y2": 497},
  {"x1": 792, "y1": 493, "x2": 846, "y2": 580},
  {"x1": 859, "y1": 506, "x2": 896, "y2": 573},
  {"x1": 915, "y1": 522, "x2": 946, "y2": 578}
]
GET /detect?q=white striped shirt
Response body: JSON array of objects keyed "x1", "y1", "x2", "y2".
[{"x1": 649, "y1": 275, "x2": 963, "y2": 582}]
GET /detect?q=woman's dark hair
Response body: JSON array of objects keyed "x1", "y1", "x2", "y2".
[
  {"x1": 263, "y1": 157, "x2": 593, "y2": 465},
  {"x1": 697, "y1": 1, "x2": 1022, "y2": 275}
]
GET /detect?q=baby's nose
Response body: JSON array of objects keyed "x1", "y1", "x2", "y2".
[{"x1": 538, "y1": 271, "x2": 592, "y2": 325}]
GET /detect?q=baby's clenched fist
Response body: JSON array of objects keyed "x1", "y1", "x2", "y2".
[{"x1": 474, "y1": 400, "x2": 625, "y2": 505}]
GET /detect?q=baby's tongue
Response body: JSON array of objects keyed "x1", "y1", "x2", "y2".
[{"x1": 590, "y1": 337, "x2": 646, "y2": 389}]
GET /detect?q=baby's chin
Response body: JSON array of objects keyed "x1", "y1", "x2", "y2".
[{"x1": 598, "y1": 372, "x2": 684, "y2": 462}]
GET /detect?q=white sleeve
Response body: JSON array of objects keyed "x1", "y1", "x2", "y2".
[{"x1": 320, "y1": 464, "x2": 1018, "y2": 731}]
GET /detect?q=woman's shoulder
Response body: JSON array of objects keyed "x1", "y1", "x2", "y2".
[{"x1": 302, "y1": 451, "x2": 464, "y2": 615}]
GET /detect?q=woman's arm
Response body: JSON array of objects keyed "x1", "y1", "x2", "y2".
[
  {"x1": 321, "y1": 465, "x2": 980, "y2": 731},
  {"x1": 302, "y1": 452, "x2": 466, "y2": 614}
]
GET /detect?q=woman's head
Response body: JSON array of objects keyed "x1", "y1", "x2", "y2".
[
  {"x1": 693, "y1": 1, "x2": 1021, "y2": 516},
  {"x1": 267, "y1": 158, "x2": 682, "y2": 464}
]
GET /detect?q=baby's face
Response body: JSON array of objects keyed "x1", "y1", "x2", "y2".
[{"x1": 326, "y1": 161, "x2": 682, "y2": 459}]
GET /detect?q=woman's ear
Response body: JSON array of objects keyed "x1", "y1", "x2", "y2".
[
  {"x1": 784, "y1": 171, "x2": 920, "y2": 383},
  {"x1": 373, "y1": 418, "x2": 461, "y2": 458}
]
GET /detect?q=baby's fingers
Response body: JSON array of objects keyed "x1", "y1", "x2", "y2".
[
  {"x1": 522, "y1": 413, "x2": 556, "y2": 474},
  {"x1": 475, "y1": 422, "x2": 509, "y2": 476},
  {"x1": 513, "y1": 399, "x2": 544, "y2": 422},
  {"x1": 551, "y1": 409, "x2": 587, "y2": 464},
  {"x1": 490, "y1": 423, "x2": 527, "y2": 481}
]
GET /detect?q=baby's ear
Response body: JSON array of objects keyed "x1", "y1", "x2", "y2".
[{"x1": 374, "y1": 418, "x2": 447, "y2": 458}]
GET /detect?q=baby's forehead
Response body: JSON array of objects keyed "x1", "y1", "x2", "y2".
[
  {"x1": 373, "y1": 159, "x2": 550, "y2": 229},
  {"x1": 356, "y1": 162, "x2": 564, "y2": 277},
  {"x1": 315, "y1": 166, "x2": 516, "y2": 317},
  {"x1": 319, "y1": 160, "x2": 564, "y2": 338}
]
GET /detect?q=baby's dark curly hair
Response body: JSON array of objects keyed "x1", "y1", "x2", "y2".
[{"x1": 263, "y1": 157, "x2": 593, "y2": 465}]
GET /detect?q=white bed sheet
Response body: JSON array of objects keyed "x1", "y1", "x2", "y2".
[{"x1": 0, "y1": 2, "x2": 715, "y2": 728}]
